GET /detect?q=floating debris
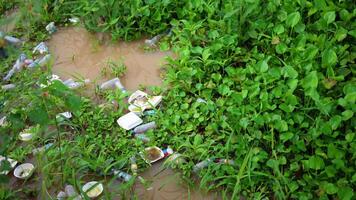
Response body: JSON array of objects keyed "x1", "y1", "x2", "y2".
[
  {"x1": 130, "y1": 157, "x2": 138, "y2": 176},
  {"x1": 144, "y1": 28, "x2": 172, "y2": 47},
  {"x1": 0, "y1": 155, "x2": 18, "y2": 175},
  {"x1": 4, "y1": 35, "x2": 22, "y2": 46},
  {"x1": 140, "y1": 146, "x2": 164, "y2": 163},
  {"x1": 117, "y1": 112, "x2": 143, "y2": 130},
  {"x1": 46, "y1": 22, "x2": 57, "y2": 34},
  {"x1": 19, "y1": 132, "x2": 33, "y2": 141},
  {"x1": 128, "y1": 90, "x2": 162, "y2": 113},
  {"x1": 112, "y1": 169, "x2": 133, "y2": 182},
  {"x1": 193, "y1": 158, "x2": 213, "y2": 173},
  {"x1": 68, "y1": 17, "x2": 80, "y2": 24},
  {"x1": 3, "y1": 53, "x2": 27, "y2": 81},
  {"x1": 65, "y1": 79, "x2": 90, "y2": 89},
  {"x1": 32, "y1": 143, "x2": 54, "y2": 155},
  {"x1": 56, "y1": 112, "x2": 72, "y2": 119},
  {"x1": 165, "y1": 153, "x2": 186, "y2": 165},
  {"x1": 100, "y1": 78, "x2": 126, "y2": 92},
  {"x1": 82, "y1": 181, "x2": 103, "y2": 198},
  {"x1": 1, "y1": 84, "x2": 16, "y2": 91},
  {"x1": 133, "y1": 121, "x2": 156, "y2": 134},
  {"x1": 13, "y1": 163, "x2": 35, "y2": 179},
  {"x1": 196, "y1": 98, "x2": 207, "y2": 104},
  {"x1": 27, "y1": 54, "x2": 52, "y2": 68},
  {"x1": 33, "y1": 42, "x2": 49, "y2": 55},
  {"x1": 0, "y1": 116, "x2": 7, "y2": 127}
]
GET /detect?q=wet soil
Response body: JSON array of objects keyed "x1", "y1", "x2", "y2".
[
  {"x1": 48, "y1": 27, "x2": 171, "y2": 92},
  {"x1": 0, "y1": 9, "x2": 19, "y2": 33}
]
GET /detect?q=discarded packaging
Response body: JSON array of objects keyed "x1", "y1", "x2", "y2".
[
  {"x1": 19, "y1": 132, "x2": 33, "y2": 141},
  {"x1": 46, "y1": 22, "x2": 57, "y2": 34},
  {"x1": 112, "y1": 169, "x2": 133, "y2": 182},
  {"x1": 193, "y1": 158, "x2": 213, "y2": 173},
  {"x1": 69, "y1": 17, "x2": 80, "y2": 24},
  {"x1": 196, "y1": 98, "x2": 207, "y2": 104},
  {"x1": 33, "y1": 42, "x2": 49, "y2": 54},
  {"x1": 162, "y1": 147, "x2": 174, "y2": 158},
  {"x1": 28, "y1": 54, "x2": 52, "y2": 68},
  {"x1": 4, "y1": 35, "x2": 22, "y2": 46},
  {"x1": 82, "y1": 181, "x2": 103, "y2": 198},
  {"x1": 0, "y1": 156, "x2": 18, "y2": 175},
  {"x1": 117, "y1": 112, "x2": 143, "y2": 130},
  {"x1": 65, "y1": 185, "x2": 77, "y2": 197},
  {"x1": 32, "y1": 143, "x2": 54, "y2": 155},
  {"x1": 216, "y1": 159, "x2": 235, "y2": 165},
  {"x1": 133, "y1": 121, "x2": 156, "y2": 134},
  {"x1": 0, "y1": 116, "x2": 7, "y2": 127},
  {"x1": 144, "y1": 28, "x2": 172, "y2": 47},
  {"x1": 140, "y1": 146, "x2": 164, "y2": 164},
  {"x1": 134, "y1": 134, "x2": 150, "y2": 143},
  {"x1": 128, "y1": 90, "x2": 162, "y2": 112},
  {"x1": 165, "y1": 153, "x2": 186, "y2": 165},
  {"x1": 1, "y1": 84, "x2": 16, "y2": 91},
  {"x1": 3, "y1": 53, "x2": 27, "y2": 81},
  {"x1": 57, "y1": 112, "x2": 72, "y2": 119},
  {"x1": 57, "y1": 191, "x2": 67, "y2": 200},
  {"x1": 130, "y1": 157, "x2": 138, "y2": 175},
  {"x1": 66, "y1": 79, "x2": 90, "y2": 89},
  {"x1": 100, "y1": 78, "x2": 126, "y2": 92},
  {"x1": 13, "y1": 163, "x2": 35, "y2": 179},
  {"x1": 143, "y1": 110, "x2": 156, "y2": 116}
]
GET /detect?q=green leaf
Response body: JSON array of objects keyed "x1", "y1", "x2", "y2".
[
  {"x1": 308, "y1": 155, "x2": 324, "y2": 170},
  {"x1": 276, "y1": 43, "x2": 287, "y2": 54},
  {"x1": 322, "y1": 49, "x2": 337, "y2": 67},
  {"x1": 302, "y1": 71, "x2": 318, "y2": 89},
  {"x1": 341, "y1": 110, "x2": 353, "y2": 121},
  {"x1": 323, "y1": 183, "x2": 338, "y2": 195},
  {"x1": 273, "y1": 24, "x2": 285, "y2": 34},
  {"x1": 280, "y1": 132, "x2": 294, "y2": 142},
  {"x1": 256, "y1": 60, "x2": 269, "y2": 73},
  {"x1": 286, "y1": 12, "x2": 301, "y2": 28},
  {"x1": 28, "y1": 105, "x2": 49, "y2": 125},
  {"x1": 338, "y1": 187, "x2": 354, "y2": 200},
  {"x1": 323, "y1": 11, "x2": 335, "y2": 25},
  {"x1": 335, "y1": 27, "x2": 348, "y2": 41}
]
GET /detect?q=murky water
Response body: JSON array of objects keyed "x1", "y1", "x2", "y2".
[
  {"x1": 47, "y1": 27, "x2": 219, "y2": 199},
  {"x1": 48, "y1": 27, "x2": 170, "y2": 91}
]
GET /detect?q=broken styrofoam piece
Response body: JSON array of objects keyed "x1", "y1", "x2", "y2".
[
  {"x1": 45, "y1": 22, "x2": 57, "y2": 34},
  {"x1": 133, "y1": 121, "x2": 156, "y2": 134},
  {"x1": 82, "y1": 181, "x2": 104, "y2": 198},
  {"x1": 100, "y1": 78, "x2": 126, "y2": 92},
  {"x1": 56, "y1": 112, "x2": 72, "y2": 119},
  {"x1": 0, "y1": 155, "x2": 18, "y2": 175},
  {"x1": 3, "y1": 53, "x2": 27, "y2": 81},
  {"x1": 66, "y1": 79, "x2": 90, "y2": 89},
  {"x1": 69, "y1": 17, "x2": 80, "y2": 24},
  {"x1": 0, "y1": 116, "x2": 7, "y2": 127},
  {"x1": 140, "y1": 146, "x2": 165, "y2": 164},
  {"x1": 33, "y1": 42, "x2": 49, "y2": 54},
  {"x1": 4, "y1": 35, "x2": 22, "y2": 46},
  {"x1": 1, "y1": 84, "x2": 16, "y2": 91},
  {"x1": 128, "y1": 90, "x2": 162, "y2": 112},
  {"x1": 117, "y1": 112, "x2": 143, "y2": 130},
  {"x1": 13, "y1": 163, "x2": 35, "y2": 179},
  {"x1": 28, "y1": 54, "x2": 52, "y2": 68}
]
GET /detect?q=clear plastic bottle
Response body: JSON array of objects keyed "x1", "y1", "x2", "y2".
[
  {"x1": 28, "y1": 54, "x2": 52, "y2": 68},
  {"x1": 32, "y1": 143, "x2": 54, "y2": 155},
  {"x1": 134, "y1": 134, "x2": 150, "y2": 143},
  {"x1": 1, "y1": 84, "x2": 16, "y2": 91},
  {"x1": 67, "y1": 79, "x2": 90, "y2": 89},
  {"x1": 193, "y1": 158, "x2": 213, "y2": 173},
  {"x1": 4, "y1": 35, "x2": 22, "y2": 46},
  {"x1": 3, "y1": 53, "x2": 26, "y2": 81},
  {"x1": 112, "y1": 169, "x2": 132, "y2": 182},
  {"x1": 100, "y1": 78, "x2": 126, "y2": 92},
  {"x1": 133, "y1": 121, "x2": 156, "y2": 134}
]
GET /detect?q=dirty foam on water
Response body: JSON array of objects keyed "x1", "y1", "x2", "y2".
[
  {"x1": 48, "y1": 27, "x2": 219, "y2": 199},
  {"x1": 48, "y1": 27, "x2": 170, "y2": 91}
]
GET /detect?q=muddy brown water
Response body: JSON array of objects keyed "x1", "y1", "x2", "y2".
[
  {"x1": 45, "y1": 27, "x2": 220, "y2": 199},
  {"x1": 48, "y1": 27, "x2": 171, "y2": 91}
]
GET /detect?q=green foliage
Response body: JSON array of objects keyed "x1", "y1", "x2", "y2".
[{"x1": 1, "y1": 0, "x2": 356, "y2": 199}]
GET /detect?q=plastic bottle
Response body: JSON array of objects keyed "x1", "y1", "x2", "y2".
[
  {"x1": 216, "y1": 159, "x2": 235, "y2": 165},
  {"x1": 63, "y1": 79, "x2": 75, "y2": 85},
  {"x1": 193, "y1": 158, "x2": 213, "y2": 173},
  {"x1": 130, "y1": 157, "x2": 138, "y2": 176},
  {"x1": 100, "y1": 78, "x2": 126, "y2": 92},
  {"x1": 143, "y1": 110, "x2": 156, "y2": 116},
  {"x1": 134, "y1": 134, "x2": 150, "y2": 143},
  {"x1": 1, "y1": 84, "x2": 16, "y2": 91},
  {"x1": 112, "y1": 169, "x2": 132, "y2": 182},
  {"x1": 162, "y1": 147, "x2": 173, "y2": 158},
  {"x1": 133, "y1": 121, "x2": 156, "y2": 134},
  {"x1": 32, "y1": 143, "x2": 54, "y2": 155},
  {"x1": 46, "y1": 22, "x2": 57, "y2": 34},
  {"x1": 67, "y1": 79, "x2": 90, "y2": 89},
  {"x1": 28, "y1": 54, "x2": 52, "y2": 68},
  {"x1": 33, "y1": 42, "x2": 49, "y2": 54},
  {"x1": 4, "y1": 36, "x2": 22, "y2": 46},
  {"x1": 3, "y1": 53, "x2": 26, "y2": 81}
]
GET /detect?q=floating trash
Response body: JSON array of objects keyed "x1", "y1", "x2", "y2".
[
  {"x1": 69, "y1": 17, "x2": 80, "y2": 24},
  {"x1": 144, "y1": 28, "x2": 172, "y2": 47},
  {"x1": 46, "y1": 22, "x2": 57, "y2": 34},
  {"x1": 128, "y1": 90, "x2": 162, "y2": 113},
  {"x1": 19, "y1": 132, "x2": 33, "y2": 141},
  {"x1": 117, "y1": 112, "x2": 143, "y2": 130},
  {"x1": 56, "y1": 112, "x2": 72, "y2": 119},
  {"x1": 0, "y1": 155, "x2": 18, "y2": 175},
  {"x1": 3, "y1": 53, "x2": 27, "y2": 81},
  {"x1": 13, "y1": 163, "x2": 35, "y2": 179},
  {"x1": 130, "y1": 157, "x2": 138, "y2": 175},
  {"x1": 0, "y1": 116, "x2": 7, "y2": 127},
  {"x1": 162, "y1": 147, "x2": 174, "y2": 158},
  {"x1": 66, "y1": 79, "x2": 90, "y2": 89},
  {"x1": 165, "y1": 153, "x2": 186, "y2": 165},
  {"x1": 216, "y1": 158, "x2": 235, "y2": 165},
  {"x1": 193, "y1": 158, "x2": 213, "y2": 173},
  {"x1": 196, "y1": 98, "x2": 207, "y2": 104},
  {"x1": 33, "y1": 42, "x2": 49, "y2": 55},
  {"x1": 100, "y1": 78, "x2": 126, "y2": 92},
  {"x1": 32, "y1": 143, "x2": 54, "y2": 155},
  {"x1": 27, "y1": 54, "x2": 52, "y2": 68},
  {"x1": 140, "y1": 146, "x2": 164, "y2": 164},
  {"x1": 112, "y1": 169, "x2": 133, "y2": 182},
  {"x1": 1, "y1": 84, "x2": 16, "y2": 91},
  {"x1": 56, "y1": 191, "x2": 67, "y2": 200},
  {"x1": 82, "y1": 181, "x2": 103, "y2": 198},
  {"x1": 134, "y1": 134, "x2": 150, "y2": 143},
  {"x1": 133, "y1": 121, "x2": 156, "y2": 134},
  {"x1": 4, "y1": 35, "x2": 22, "y2": 46}
]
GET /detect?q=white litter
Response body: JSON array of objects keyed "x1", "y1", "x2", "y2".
[{"x1": 117, "y1": 112, "x2": 143, "y2": 130}]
